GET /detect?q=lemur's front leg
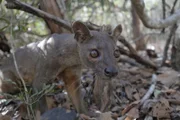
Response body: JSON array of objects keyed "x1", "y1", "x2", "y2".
[{"x1": 62, "y1": 65, "x2": 86, "y2": 113}]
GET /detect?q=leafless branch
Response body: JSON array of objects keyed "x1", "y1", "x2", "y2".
[
  {"x1": 161, "y1": 0, "x2": 178, "y2": 66},
  {"x1": 161, "y1": 24, "x2": 178, "y2": 66},
  {"x1": 131, "y1": 0, "x2": 180, "y2": 29},
  {"x1": 5, "y1": 0, "x2": 107, "y2": 33},
  {"x1": 170, "y1": 0, "x2": 178, "y2": 14},
  {"x1": 161, "y1": 0, "x2": 166, "y2": 33},
  {"x1": 5, "y1": 0, "x2": 72, "y2": 32}
]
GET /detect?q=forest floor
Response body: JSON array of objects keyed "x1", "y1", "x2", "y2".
[{"x1": 0, "y1": 40, "x2": 180, "y2": 120}]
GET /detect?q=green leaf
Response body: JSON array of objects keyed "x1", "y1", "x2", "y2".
[
  {"x1": 0, "y1": 17, "x2": 10, "y2": 31},
  {"x1": 66, "y1": 0, "x2": 72, "y2": 10},
  {"x1": 100, "y1": 0, "x2": 104, "y2": 10},
  {"x1": 154, "y1": 89, "x2": 161, "y2": 98}
]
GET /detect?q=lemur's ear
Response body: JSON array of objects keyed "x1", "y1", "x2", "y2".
[
  {"x1": 112, "y1": 24, "x2": 122, "y2": 38},
  {"x1": 72, "y1": 21, "x2": 92, "y2": 43},
  {"x1": 110, "y1": 24, "x2": 122, "y2": 43}
]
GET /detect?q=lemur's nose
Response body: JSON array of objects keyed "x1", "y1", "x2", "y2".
[{"x1": 104, "y1": 67, "x2": 118, "y2": 78}]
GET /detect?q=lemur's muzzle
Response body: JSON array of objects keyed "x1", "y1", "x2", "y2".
[{"x1": 104, "y1": 66, "x2": 118, "y2": 78}]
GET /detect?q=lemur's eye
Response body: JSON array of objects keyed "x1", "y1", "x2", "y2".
[
  {"x1": 114, "y1": 49, "x2": 120, "y2": 58},
  {"x1": 90, "y1": 49, "x2": 99, "y2": 58}
]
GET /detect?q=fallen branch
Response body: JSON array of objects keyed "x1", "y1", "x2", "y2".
[
  {"x1": 118, "y1": 36, "x2": 137, "y2": 55},
  {"x1": 126, "y1": 75, "x2": 157, "y2": 116},
  {"x1": 131, "y1": 0, "x2": 180, "y2": 29},
  {"x1": 118, "y1": 36, "x2": 157, "y2": 69},
  {"x1": 121, "y1": 74, "x2": 157, "y2": 116},
  {"x1": 140, "y1": 74, "x2": 157, "y2": 105}
]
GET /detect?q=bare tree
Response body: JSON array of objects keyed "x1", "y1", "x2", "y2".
[{"x1": 131, "y1": 0, "x2": 180, "y2": 29}]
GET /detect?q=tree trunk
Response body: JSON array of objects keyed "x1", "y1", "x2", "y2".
[
  {"x1": 131, "y1": 1, "x2": 146, "y2": 50},
  {"x1": 171, "y1": 37, "x2": 180, "y2": 71},
  {"x1": 39, "y1": 0, "x2": 70, "y2": 33}
]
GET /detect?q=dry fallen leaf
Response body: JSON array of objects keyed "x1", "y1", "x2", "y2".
[
  {"x1": 157, "y1": 67, "x2": 179, "y2": 87},
  {"x1": 125, "y1": 85, "x2": 133, "y2": 100},
  {"x1": 133, "y1": 92, "x2": 140, "y2": 100},
  {"x1": 126, "y1": 107, "x2": 139, "y2": 119},
  {"x1": 151, "y1": 98, "x2": 170, "y2": 119}
]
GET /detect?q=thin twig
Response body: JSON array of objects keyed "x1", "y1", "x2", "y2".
[
  {"x1": 113, "y1": 91, "x2": 122, "y2": 104},
  {"x1": 9, "y1": 10, "x2": 34, "y2": 120},
  {"x1": 140, "y1": 74, "x2": 157, "y2": 106}
]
